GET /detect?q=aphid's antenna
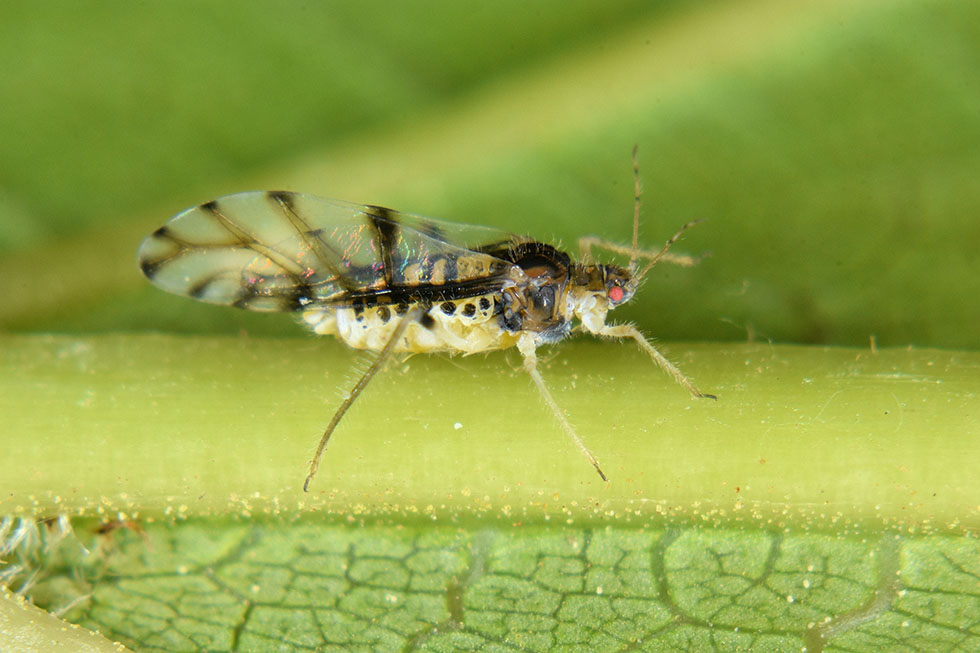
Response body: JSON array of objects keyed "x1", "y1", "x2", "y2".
[
  {"x1": 630, "y1": 145, "x2": 641, "y2": 271},
  {"x1": 634, "y1": 219, "x2": 705, "y2": 284},
  {"x1": 304, "y1": 307, "x2": 420, "y2": 492}
]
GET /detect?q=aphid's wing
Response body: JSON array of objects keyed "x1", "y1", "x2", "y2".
[{"x1": 138, "y1": 191, "x2": 520, "y2": 312}]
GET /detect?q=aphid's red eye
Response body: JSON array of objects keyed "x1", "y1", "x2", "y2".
[{"x1": 608, "y1": 285, "x2": 624, "y2": 303}]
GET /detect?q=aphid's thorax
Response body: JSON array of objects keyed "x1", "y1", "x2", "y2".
[
  {"x1": 496, "y1": 242, "x2": 574, "y2": 343},
  {"x1": 568, "y1": 263, "x2": 635, "y2": 334}
]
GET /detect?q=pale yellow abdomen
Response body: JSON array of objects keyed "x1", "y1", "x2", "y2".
[{"x1": 301, "y1": 294, "x2": 519, "y2": 354}]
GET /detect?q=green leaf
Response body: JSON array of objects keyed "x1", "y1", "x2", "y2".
[{"x1": 6, "y1": 518, "x2": 979, "y2": 651}]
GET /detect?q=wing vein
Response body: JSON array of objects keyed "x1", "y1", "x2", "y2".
[
  {"x1": 202, "y1": 201, "x2": 307, "y2": 281},
  {"x1": 267, "y1": 191, "x2": 358, "y2": 295}
]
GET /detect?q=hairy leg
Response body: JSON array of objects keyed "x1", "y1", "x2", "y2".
[
  {"x1": 517, "y1": 334, "x2": 607, "y2": 481},
  {"x1": 596, "y1": 323, "x2": 716, "y2": 400},
  {"x1": 304, "y1": 307, "x2": 421, "y2": 491},
  {"x1": 578, "y1": 235, "x2": 702, "y2": 267}
]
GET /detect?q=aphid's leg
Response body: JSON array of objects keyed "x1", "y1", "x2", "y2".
[
  {"x1": 304, "y1": 307, "x2": 421, "y2": 492},
  {"x1": 597, "y1": 324, "x2": 717, "y2": 400},
  {"x1": 578, "y1": 236, "x2": 701, "y2": 268},
  {"x1": 579, "y1": 146, "x2": 702, "y2": 268},
  {"x1": 517, "y1": 334, "x2": 608, "y2": 481}
]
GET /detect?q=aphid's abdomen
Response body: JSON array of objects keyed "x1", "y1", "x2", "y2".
[{"x1": 302, "y1": 294, "x2": 516, "y2": 354}]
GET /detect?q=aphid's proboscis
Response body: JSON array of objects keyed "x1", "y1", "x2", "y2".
[{"x1": 138, "y1": 149, "x2": 714, "y2": 491}]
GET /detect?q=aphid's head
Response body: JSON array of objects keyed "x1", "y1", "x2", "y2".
[
  {"x1": 567, "y1": 263, "x2": 636, "y2": 327},
  {"x1": 602, "y1": 264, "x2": 635, "y2": 307},
  {"x1": 570, "y1": 263, "x2": 635, "y2": 306}
]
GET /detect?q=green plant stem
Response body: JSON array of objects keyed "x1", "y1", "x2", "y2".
[
  {"x1": 0, "y1": 586, "x2": 129, "y2": 652},
  {"x1": 3, "y1": 335, "x2": 977, "y2": 531}
]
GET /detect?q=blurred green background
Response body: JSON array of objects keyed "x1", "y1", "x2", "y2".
[{"x1": 1, "y1": 0, "x2": 977, "y2": 348}]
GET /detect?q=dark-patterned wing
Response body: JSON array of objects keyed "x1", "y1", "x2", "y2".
[{"x1": 138, "y1": 191, "x2": 520, "y2": 312}]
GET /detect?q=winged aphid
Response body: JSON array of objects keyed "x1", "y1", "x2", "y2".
[{"x1": 138, "y1": 150, "x2": 714, "y2": 490}]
